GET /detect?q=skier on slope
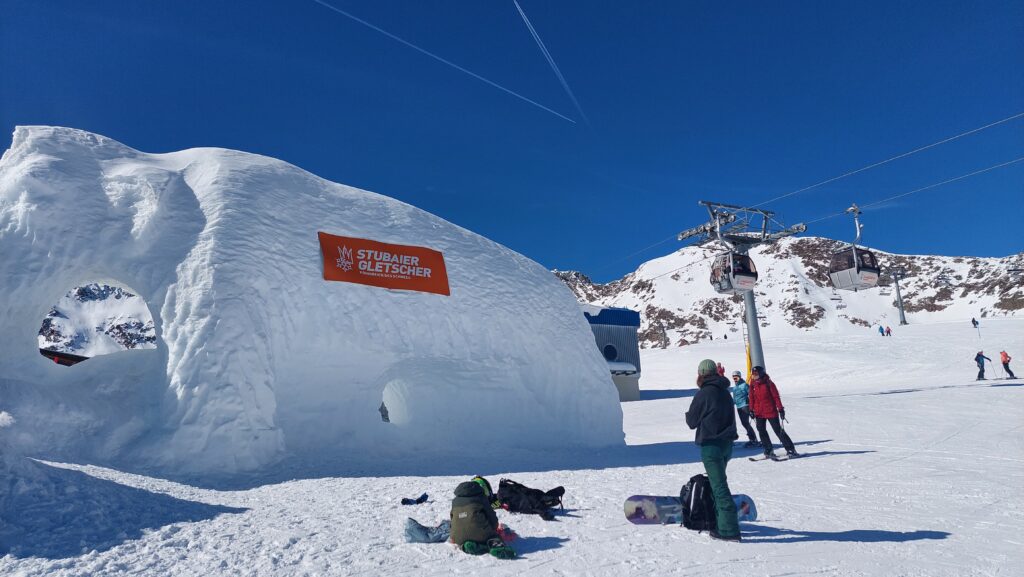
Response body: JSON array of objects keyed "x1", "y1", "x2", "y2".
[
  {"x1": 717, "y1": 362, "x2": 726, "y2": 377},
  {"x1": 972, "y1": 318, "x2": 979, "y2": 329},
  {"x1": 885, "y1": 326, "x2": 892, "y2": 337},
  {"x1": 878, "y1": 326, "x2": 885, "y2": 336},
  {"x1": 685, "y1": 359, "x2": 741, "y2": 542},
  {"x1": 749, "y1": 366, "x2": 799, "y2": 459},
  {"x1": 999, "y1": 351, "x2": 1016, "y2": 379},
  {"x1": 975, "y1": 351, "x2": 992, "y2": 380},
  {"x1": 729, "y1": 370, "x2": 760, "y2": 448}
]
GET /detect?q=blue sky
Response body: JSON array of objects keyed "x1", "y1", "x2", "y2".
[{"x1": 2, "y1": 1, "x2": 1021, "y2": 281}]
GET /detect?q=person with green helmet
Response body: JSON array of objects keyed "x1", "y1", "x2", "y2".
[
  {"x1": 450, "y1": 478, "x2": 515, "y2": 559},
  {"x1": 685, "y1": 358, "x2": 741, "y2": 541}
]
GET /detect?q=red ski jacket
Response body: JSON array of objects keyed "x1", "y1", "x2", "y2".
[{"x1": 749, "y1": 376, "x2": 785, "y2": 419}]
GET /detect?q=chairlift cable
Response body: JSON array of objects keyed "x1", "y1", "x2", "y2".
[
  {"x1": 752, "y1": 111, "x2": 1024, "y2": 208},
  {"x1": 593, "y1": 113, "x2": 1023, "y2": 277},
  {"x1": 802, "y1": 156, "x2": 1024, "y2": 227}
]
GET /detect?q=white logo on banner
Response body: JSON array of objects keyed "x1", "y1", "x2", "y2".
[{"x1": 336, "y1": 246, "x2": 353, "y2": 272}]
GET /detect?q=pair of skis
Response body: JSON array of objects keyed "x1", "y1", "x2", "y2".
[{"x1": 749, "y1": 452, "x2": 800, "y2": 462}]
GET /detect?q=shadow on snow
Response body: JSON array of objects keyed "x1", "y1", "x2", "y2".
[
  {"x1": 638, "y1": 388, "x2": 697, "y2": 401},
  {"x1": 513, "y1": 535, "x2": 570, "y2": 557},
  {"x1": 802, "y1": 380, "x2": 1021, "y2": 399},
  {"x1": 0, "y1": 459, "x2": 246, "y2": 560},
  {"x1": 742, "y1": 525, "x2": 950, "y2": 544}
]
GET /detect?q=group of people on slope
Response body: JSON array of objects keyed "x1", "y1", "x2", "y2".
[
  {"x1": 684, "y1": 359, "x2": 799, "y2": 542},
  {"x1": 975, "y1": 350, "x2": 1016, "y2": 380},
  {"x1": 878, "y1": 325, "x2": 893, "y2": 336}
]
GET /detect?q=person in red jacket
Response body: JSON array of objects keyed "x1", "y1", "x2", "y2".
[
  {"x1": 749, "y1": 366, "x2": 799, "y2": 459},
  {"x1": 1000, "y1": 351, "x2": 1016, "y2": 379}
]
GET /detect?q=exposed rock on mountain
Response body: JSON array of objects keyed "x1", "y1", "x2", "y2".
[{"x1": 557, "y1": 237, "x2": 1022, "y2": 349}]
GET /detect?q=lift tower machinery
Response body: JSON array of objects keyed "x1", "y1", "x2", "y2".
[{"x1": 677, "y1": 201, "x2": 806, "y2": 372}]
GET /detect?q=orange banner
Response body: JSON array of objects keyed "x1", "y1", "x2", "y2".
[{"x1": 318, "y1": 232, "x2": 450, "y2": 296}]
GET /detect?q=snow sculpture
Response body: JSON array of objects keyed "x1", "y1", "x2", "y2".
[{"x1": 0, "y1": 126, "x2": 623, "y2": 475}]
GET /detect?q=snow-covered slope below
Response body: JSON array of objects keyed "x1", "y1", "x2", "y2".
[
  {"x1": 2, "y1": 319, "x2": 1020, "y2": 574},
  {"x1": 557, "y1": 237, "x2": 1023, "y2": 348},
  {"x1": 0, "y1": 126, "x2": 623, "y2": 478}
]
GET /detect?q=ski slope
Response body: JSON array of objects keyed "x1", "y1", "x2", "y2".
[{"x1": 2, "y1": 319, "x2": 1022, "y2": 575}]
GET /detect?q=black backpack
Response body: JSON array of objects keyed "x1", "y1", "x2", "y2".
[
  {"x1": 680, "y1": 474, "x2": 718, "y2": 532},
  {"x1": 497, "y1": 478, "x2": 565, "y2": 520}
]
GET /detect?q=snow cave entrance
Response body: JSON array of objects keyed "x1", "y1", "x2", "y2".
[
  {"x1": 38, "y1": 281, "x2": 157, "y2": 366},
  {"x1": 380, "y1": 381, "x2": 408, "y2": 425}
]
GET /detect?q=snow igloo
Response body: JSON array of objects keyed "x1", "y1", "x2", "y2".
[{"x1": 0, "y1": 126, "x2": 624, "y2": 475}]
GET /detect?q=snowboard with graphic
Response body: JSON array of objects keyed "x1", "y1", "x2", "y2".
[{"x1": 623, "y1": 494, "x2": 757, "y2": 525}]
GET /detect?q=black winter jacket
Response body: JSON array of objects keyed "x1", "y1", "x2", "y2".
[{"x1": 685, "y1": 374, "x2": 739, "y2": 445}]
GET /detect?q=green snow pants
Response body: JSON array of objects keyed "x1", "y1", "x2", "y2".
[{"x1": 700, "y1": 439, "x2": 740, "y2": 537}]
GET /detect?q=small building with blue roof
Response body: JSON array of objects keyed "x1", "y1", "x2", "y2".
[{"x1": 581, "y1": 304, "x2": 642, "y2": 401}]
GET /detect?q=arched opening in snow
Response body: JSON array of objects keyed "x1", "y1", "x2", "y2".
[
  {"x1": 38, "y1": 281, "x2": 157, "y2": 366},
  {"x1": 380, "y1": 381, "x2": 409, "y2": 425}
]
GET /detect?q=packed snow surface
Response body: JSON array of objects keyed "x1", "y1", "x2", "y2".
[
  {"x1": 1, "y1": 318, "x2": 1020, "y2": 574},
  {"x1": 0, "y1": 126, "x2": 623, "y2": 477}
]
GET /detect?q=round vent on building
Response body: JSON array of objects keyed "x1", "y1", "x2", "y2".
[{"x1": 602, "y1": 344, "x2": 618, "y2": 361}]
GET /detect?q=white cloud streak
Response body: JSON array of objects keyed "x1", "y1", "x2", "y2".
[
  {"x1": 512, "y1": 0, "x2": 589, "y2": 125},
  {"x1": 311, "y1": 0, "x2": 575, "y2": 123}
]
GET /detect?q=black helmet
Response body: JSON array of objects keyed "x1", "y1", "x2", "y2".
[{"x1": 752, "y1": 365, "x2": 765, "y2": 375}]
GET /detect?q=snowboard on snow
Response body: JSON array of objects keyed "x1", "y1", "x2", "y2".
[{"x1": 623, "y1": 494, "x2": 757, "y2": 525}]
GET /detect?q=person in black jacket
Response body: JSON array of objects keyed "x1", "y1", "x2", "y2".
[
  {"x1": 975, "y1": 351, "x2": 992, "y2": 380},
  {"x1": 685, "y1": 358, "x2": 741, "y2": 541}
]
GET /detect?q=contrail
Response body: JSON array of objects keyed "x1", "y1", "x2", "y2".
[
  {"x1": 311, "y1": 0, "x2": 575, "y2": 123},
  {"x1": 512, "y1": 0, "x2": 589, "y2": 125}
]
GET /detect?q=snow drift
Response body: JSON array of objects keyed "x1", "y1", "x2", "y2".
[{"x1": 0, "y1": 126, "x2": 623, "y2": 476}]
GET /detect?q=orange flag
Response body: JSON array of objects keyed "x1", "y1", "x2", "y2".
[{"x1": 318, "y1": 232, "x2": 450, "y2": 296}]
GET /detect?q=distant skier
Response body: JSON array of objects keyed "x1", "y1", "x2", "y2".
[
  {"x1": 729, "y1": 371, "x2": 760, "y2": 448},
  {"x1": 749, "y1": 366, "x2": 799, "y2": 459},
  {"x1": 717, "y1": 362, "x2": 726, "y2": 377},
  {"x1": 878, "y1": 326, "x2": 885, "y2": 337},
  {"x1": 975, "y1": 351, "x2": 992, "y2": 380},
  {"x1": 1000, "y1": 351, "x2": 1016, "y2": 379},
  {"x1": 971, "y1": 318, "x2": 979, "y2": 329},
  {"x1": 885, "y1": 326, "x2": 892, "y2": 337},
  {"x1": 685, "y1": 359, "x2": 741, "y2": 542}
]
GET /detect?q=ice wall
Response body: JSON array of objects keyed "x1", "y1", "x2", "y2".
[{"x1": 0, "y1": 126, "x2": 624, "y2": 475}]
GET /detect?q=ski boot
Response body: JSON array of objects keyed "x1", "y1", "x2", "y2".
[
  {"x1": 709, "y1": 529, "x2": 742, "y2": 542},
  {"x1": 486, "y1": 537, "x2": 516, "y2": 559},
  {"x1": 461, "y1": 540, "x2": 488, "y2": 555}
]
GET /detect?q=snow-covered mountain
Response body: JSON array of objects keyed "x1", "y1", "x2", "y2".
[
  {"x1": 38, "y1": 283, "x2": 155, "y2": 357},
  {"x1": 556, "y1": 237, "x2": 1023, "y2": 348}
]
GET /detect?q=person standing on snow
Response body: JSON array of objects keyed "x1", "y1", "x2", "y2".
[
  {"x1": 885, "y1": 326, "x2": 892, "y2": 337},
  {"x1": 878, "y1": 326, "x2": 885, "y2": 336},
  {"x1": 975, "y1": 351, "x2": 992, "y2": 380},
  {"x1": 999, "y1": 351, "x2": 1015, "y2": 379},
  {"x1": 749, "y1": 366, "x2": 799, "y2": 459},
  {"x1": 717, "y1": 362, "x2": 726, "y2": 377},
  {"x1": 972, "y1": 318, "x2": 979, "y2": 329},
  {"x1": 685, "y1": 359, "x2": 741, "y2": 542},
  {"x1": 729, "y1": 371, "x2": 759, "y2": 448}
]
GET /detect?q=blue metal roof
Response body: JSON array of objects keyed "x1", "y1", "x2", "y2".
[{"x1": 584, "y1": 307, "x2": 641, "y2": 327}]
